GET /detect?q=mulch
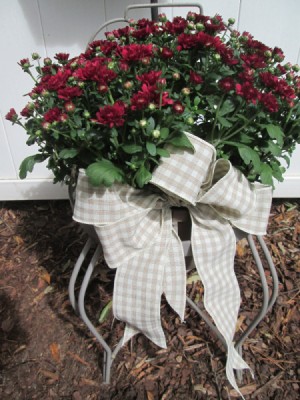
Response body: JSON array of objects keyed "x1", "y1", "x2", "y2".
[{"x1": 0, "y1": 198, "x2": 299, "y2": 400}]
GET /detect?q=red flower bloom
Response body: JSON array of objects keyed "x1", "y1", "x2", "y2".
[
  {"x1": 236, "y1": 82, "x2": 260, "y2": 104},
  {"x1": 161, "y1": 47, "x2": 174, "y2": 59},
  {"x1": 44, "y1": 107, "x2": 62, "y2": 123},
  {"x1": 177, "y1": 33, "x2": 198, "y2": 49},
  {"x1": 131, "y1": 84, "x2": 153, "y2": 110},
  {"x1": 241, "y1": 53, "x2": 266, "y2": 68},
  {"x1": 137, "y1": 71, "x2": 162, "y2": 86},
  {"x1": 5, "y1": 108, "x2": 18, "y2": 122},
  {"x1": 54, "y1": 53, "x2": 70, "y2": 63},
  {"x1": 96, "y1": 101, "x2": 126, "y2": 128},
  {"x1": 57, "y1": 87, "x2": 83, "y2": 101},
  {"x1": 166, "y1": 17, "x2": 187, "y2": 34},
  {"x1": 118, "y1": 44, "x2": 153, "y2": 62},
  {"x1": 219, "y1": 77, "x2": 235, "y2": 92},
  {"x1": 20, "y1": 105, "x2": 32, "y2": 118},
  {"x1": 44, "y1": 69, "x2": 72, "y2": 91},
  {"x1": 190, "y1": 71, "x2": 203, "y2": 84},
  {"x1": 260, "y1": 92, "x2": 279, "y2": 113}
]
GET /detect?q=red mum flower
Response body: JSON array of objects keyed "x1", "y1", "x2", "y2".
[
  {"x1": 260, "y1": 92, "x2": 279, "y2": 113},
  {"x1": 190, "y1": 71, "x2": 203, "y2": 84},
  {"x1": 57, "y1": 87, "x2": 83, "y2": 101},
  {"x1": 236, "y1": 82, "x2": 260, "y2": 104},
  {"x1": 44, "y1": 107, "x2": 62, "y2": 123},
  {"x1": 137, "y1": 71, "x2": 162, "y2": 86},
  {"x1": 96, "y1": 101, "x2": 126, "y2": 128},
  {"x1": 131, "y1": 84, "x2": 154, "y2": 110},
  {"x1": 118, "y1": 44, "x2": 153, "y2": 62},
  {"x1": 219, "y1": 77, "x2": 235, "y2": 92},
  {"x1": 54, "y1": 53, "x2": 70, "y2": 63},
  {"x1": 161, "y1": 47, "x2": 174, "y2": 59},
  {"x1": 5, "y1": 108, "x2": 18, "y2": 122}
]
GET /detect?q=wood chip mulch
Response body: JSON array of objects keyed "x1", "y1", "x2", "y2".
[{"x1": 0, "y1": 199, "x2": 299, "y2": 400}]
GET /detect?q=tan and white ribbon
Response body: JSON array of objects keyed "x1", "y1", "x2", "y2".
[{"x1": 73, "y1": 133, "x2": 272, "y2": 397}]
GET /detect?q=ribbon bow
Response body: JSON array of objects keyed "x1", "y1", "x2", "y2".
[{"x1": 73, "y1": 134, "x2": 272, "y2": 396}]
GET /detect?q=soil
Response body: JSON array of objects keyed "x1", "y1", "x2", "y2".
[{"x1": 0, "y1": 199, "x2": 299, "y2": 400}]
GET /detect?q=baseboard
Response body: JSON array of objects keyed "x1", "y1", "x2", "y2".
[{"x1": 0, "y1": 175, "x2": 299, "y2": 201}]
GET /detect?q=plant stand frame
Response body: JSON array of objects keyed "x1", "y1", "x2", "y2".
[
  {"x1": 68, "y1": 208, "x2": 278, "y2": 384},
  {"x1": 68, "y1": 2, "x2": 279, "y2": 384}
]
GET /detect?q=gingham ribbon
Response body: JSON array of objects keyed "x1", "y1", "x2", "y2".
[{"x1": 73, "y1": 134, "x2": 272, "y2": 396}]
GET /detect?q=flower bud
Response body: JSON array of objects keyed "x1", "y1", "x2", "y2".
[
  {"x1": 123, "y1": 81, "x2": 133, "y2": 90},
  {"x1": 157, "y1": 78, "x2": 167, "y2": 89},
  {"x1": 83, "y1": 110, "x2": 90, "y2": 118},
  {"x1": 106, "y1": 33, "x2": 115, "y2": 41},
  {"x1": 213, "y1": 53, "x2": 221, "y2": 61},
  {"x1": 292, "y1": 64, "x2": 300, "y2": 72},
  {"x1": 35, "y1": 130, "x2": 42, "y2": 137},
  {"x1": 70, "y1": 61, "x2": 78, "y2": 69},
  {"x1": 152, "y1": 129, "x2": 160, "y2": 139},
  {"x1": 148, "y1": 103, "x2": 156, "y2": 111},
  {"x1": 264, "y1": 50, "x2": 272, "y2": 58},
  {"x1": 98, "y1": 84, "x2": 108, "y2": 93},
  {"x1": 60, "y1": 114, "x2": 68, "y2": 123},
  {"x1": 172, "y1": 72, "x2": 180, "y2": 80},
  {"x1": 173, "y1": 102, "x2": 184, "y2": 114},
  {"x1": 42, "y1": 122, "x2": 51, "y2": 130},
  {"x1": 284, "y1": 62, "x2": 292, "y2": 71},
  {"x1": 32, "y1": 52, "x2": 40, "y2": 60},
  {"x1": 141, "y1": 57, "x2": 151, "y2": 65},
  {"x1": 5, "y1": 108, "x2": 18, "y2": 122},
  {"x1": 78, "y1": 81, "x2": 85, "y2": 88},
  {"x1": 196, "y1": 23, "x2": 205, "y2": 32},
  {"x1": 139, "y1": 119, "x2": 147, "y2": 128},
  {"x1": 186, "y1": 117, "x2": 194, "y2": 125},
  {"x1": 64, "y1": 102, "x2": 75, "y2": 112},
  {"x1": 181, "y1": 87, "x2": 190, "y2": 96},
  {"x1": 128, "y1": 19, "x2": 137, "y2": 27},
  {"x1": 41, "y1": 89, "x2": 50, "y2": 97},
  {"x1": 187, "y1": 11, "x2": 196, "y2": 20},
  {"x1": 228, "y1": 17, "x2": 235, "y2": 25},
  {"x1": 107, "y1": 61, "x2": 116, "y2": 70},
  {"x1": 44, "y1": 57, "x2": 52, "y2": 66},
  {"x1": 187, "y1": 22, "x2": 195, "y2": 30},
  {"x1": 158, "y1": 13, "x2": 167, "y2": 22},
  {"x1": 68, "y1": 76, "x2": 75, "y2": 83}
]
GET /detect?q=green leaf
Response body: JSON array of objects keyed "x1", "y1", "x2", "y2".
[
  {"x1": 86, "y1": 160, "x2": 124, "y2": 187},
  {"x1": 238, "y1": 146, "x2": 261, "y2": 172},
  {"x1": 217, "y1": 116, "x2": 233, "y2": 128},
  {"x1": 218, "y1": 99, "x2": 235, "y2": 117},
  {"x1": 146, "y1": 117, "x2": 155, "y2": 134},
  {"x1": 73, "y1": 114, "x2": 82, "y2": 128},
  {"x1": 265, "y1": 124, "x2": 284, "y2": 146},
  {"x1": 156, "y1": 148, "x2": 170, "y2": 157},
  {"x1": 19, "y1": 154, "x2": 44, "y2": 179},
  {"x1": 98, "y1": 300, "x2": 112, "y2": 323},
  {"x1": 58, "y1": 148, "x2": 79, "y2": 159},
  {"x1": 146, "y1": 142, "x2": 157, "y2": 156},
  {"x1": 168, "y1": 133, "x2": 194, "y2": 150},
  {"x1": 122, "y1": 144, "x2": 143, "y2": 154},
  {"x1": 262, "y1": 140, "x2": 281, "y2": 156},
  {"x1": 194, "y1": 96, "x2": 201, "y2": 107},
  {"x1": 160, "y1": 127, "x2": 169, "y2": 140},
  {"x1": 260, "y1": 163, "x2": 273, "y2": 186},
  {"x1": 135, "y1": 165, "x2": 152, "y2": 188}
]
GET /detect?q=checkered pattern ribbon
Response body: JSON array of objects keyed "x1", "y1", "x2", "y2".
[{"x1": 73, "y1": 133, "x2": 272, "y2": 396}]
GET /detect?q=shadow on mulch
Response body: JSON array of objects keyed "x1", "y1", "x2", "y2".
[{"x1": 0, "y1": 199, "x2": 299, "y2": 400}]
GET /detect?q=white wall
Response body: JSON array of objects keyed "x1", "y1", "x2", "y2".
[{"x1": 0, "y1": 0, "x2": 299, "y2": 199}]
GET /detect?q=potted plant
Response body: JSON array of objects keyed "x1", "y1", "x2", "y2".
[
  {"x1": 6, "y1": 11, "x2": 300, "y2": 397},
  {"x1": 6, "y1": 12, "x2": 300, "y2": 189}
]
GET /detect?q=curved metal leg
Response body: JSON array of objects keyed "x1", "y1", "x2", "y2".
[
  {"x1": 68, "y1": 237, "x2": 94, "y2": 312},
  {"x1": 235, "y1": 234, "x2": 278, "y2": 381},
  {"x1": 78, "y1": 245, "x2": 113, "y2": 384}
]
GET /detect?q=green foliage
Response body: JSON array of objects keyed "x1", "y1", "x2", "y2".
[{"x1": 8, "y1": 11, "x2": 300, "y2": 189}]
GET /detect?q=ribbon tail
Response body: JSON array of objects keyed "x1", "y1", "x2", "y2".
[
  {"x1": 163, "y1": 215, "x2": 186, "y2": 321},
  {"x1": 189, "y1": 205, "x2": 250, "y2": 398}
]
